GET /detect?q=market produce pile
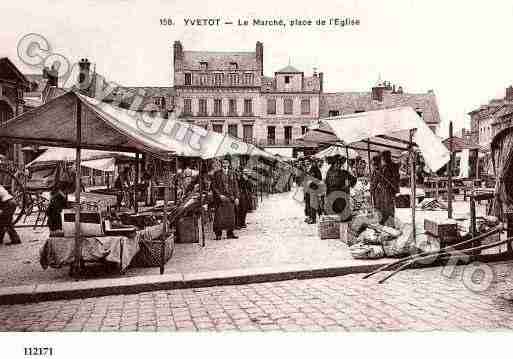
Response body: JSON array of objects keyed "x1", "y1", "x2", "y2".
[{"x1": 347, "y1": 213, "x2": 414, "y2": 259}]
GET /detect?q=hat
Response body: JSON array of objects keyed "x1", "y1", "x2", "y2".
[{"x1": 223, "y1": 154, "x2": 232, "y2": 163}]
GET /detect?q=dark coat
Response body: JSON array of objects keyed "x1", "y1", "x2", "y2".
[
  {"x1": 211, "y1": 169, "x2": 239, "y2": 205},
  {"x1": 325, "y1": 165, "x2": 357, "y2": 195},
  {"x1": 308, "y1": 165, "x2": 322, "y2": 181}
]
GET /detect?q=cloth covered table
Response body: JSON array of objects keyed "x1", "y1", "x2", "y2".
[{"x1": 40, "y1": 235, "x2": 139, "y2": 271}]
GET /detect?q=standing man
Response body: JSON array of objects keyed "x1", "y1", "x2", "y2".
[
  {"x1": 211, "y1": 157, "x2": 239, "y2": 240},
  {"x1": 0, "y1": 185, "x2": 21, "y2": 245},
  {"x1": 380, "y1": 150, "x2": 400, "y2": 225}
]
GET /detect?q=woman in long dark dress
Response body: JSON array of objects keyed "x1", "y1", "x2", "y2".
[
  {"x1": 378, "y1": 151, "x2": 400, "y2": 225},
  {"x1": 324, "y1": 155, "x2": 357, "y2": 221}
]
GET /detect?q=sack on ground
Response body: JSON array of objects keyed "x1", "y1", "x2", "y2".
[
  {"x1": 349, "y1": 243, "x2": 385, "y2": 259},
  {"x1": 358, "y1": 228, "x2": 380, "y2": 245},
  {"x1": 350, "y1": 212, "x2": 381, "y2": 234},
  {"x1": 382, "y1": 225, "x2": 416, "y2": 258}
]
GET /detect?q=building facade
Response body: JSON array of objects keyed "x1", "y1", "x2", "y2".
[
  {"x1": 173, "y1": 41, "x2": 263, "y2": 145},
  {"x1": 172, "y1": 42, "x2": 440, "y2": 157},
  {"x1": 0, "y1": 57, "x2": 30, "y2": 164},
  {"x1": 468, "y1": 86, "x2": 513, "y2": 150},
  {"x1": 320, "y1": 81, "x2": 440, "y2": 133},
  {"x1": 172, "y1": 41, "x2": 323, "y2": 157},
  {"x1": 259, "y1": 65, "x2": 321, "y2": 154}
]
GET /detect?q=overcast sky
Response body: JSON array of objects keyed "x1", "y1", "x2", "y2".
[{"x1": 2, "y1": 0, "x2": 513, "y2": 137}]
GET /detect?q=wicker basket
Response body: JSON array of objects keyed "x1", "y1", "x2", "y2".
[
  {"x1": 318, "y1": 215, "x2": 340, "y2": 240},
  {"x1": 132, "y1": 233, "x2": 175, "y2": 267}
]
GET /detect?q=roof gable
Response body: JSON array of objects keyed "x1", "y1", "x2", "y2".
[
  {"x1": 0, "y1": 58, "x2": 30, "y2": 88},
  {"x1": 276, "y1": 65, "x2": 302, "y2": 73}
]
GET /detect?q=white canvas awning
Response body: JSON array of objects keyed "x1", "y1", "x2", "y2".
[
  {"x1": 78, "y1": 94, "x2": 275, "y2": 160},
  {"x1": 0, "y1": 91, "x2": 276, "y2": 161},
  {"x1": 81, "y1": 157, "x2": 116, "y2": 172},
  {"x1": 26, "y1": 147, "x2": 134, "y2": 168},
  {"x1": 301, "y1": 107, "x2": 450, "y2": 171}
]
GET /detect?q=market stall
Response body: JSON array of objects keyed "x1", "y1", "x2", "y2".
[
  {"x1": 0, "y1": 91, "x2": 189, "y2": 275},
  {"x1": 0, "y1": 90, "x2": 276, "y2": 275},
  {"x1": 301, "y1": 107, "x2": 451, "y2": 256}
]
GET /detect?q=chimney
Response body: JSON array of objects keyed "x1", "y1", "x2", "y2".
[
  {"x1": 319, "y1": 72, "x2": 324, "y2": 93},
  {"x1": 256, "y1": 41, "x2": 264, "y2": 75},
  {"x1": 77, "y1": 58, "x2": 91, "y2": 95},
  {"x1": 173, "y1": 41, "x2": 183, "y2": 71},
  {"x1": 506, "y1": 86, "x2": 513, "y2": 101},
  {"x1": 43, "y1": 65, "x2": 58, "y2": 87}
]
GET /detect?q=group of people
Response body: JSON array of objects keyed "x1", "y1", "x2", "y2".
[
  {"x1": 301, "y1": 155, "x2": 357, "y2": 224},
  {"x1": 210, "y1": 156, "x2": 254, "y2": 241},
  {"x1": 297, "y1": 149, "x2": 401, "y2": 226}
]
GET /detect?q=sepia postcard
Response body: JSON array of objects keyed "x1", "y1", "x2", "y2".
[{"x1": 1, "y1": 0, "x2": 513, "y2": 358}]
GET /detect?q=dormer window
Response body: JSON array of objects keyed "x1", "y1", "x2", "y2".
[
  {"x1": 285, "y1": 76, "x2": 291, "y2": 84},
  {"x1": 200, "y1": 62, "x2": 208, "y2": 71},
  {"x1": 229, "y1": 62, "x2": 238, "y2": 71}
]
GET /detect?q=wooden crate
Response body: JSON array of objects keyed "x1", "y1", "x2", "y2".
[
  {"x1": 176, "y1": 215, "x2": 200, "y2": 243},
  {"x1": 318, "y1": 215, "x2": 340, "y2": 240},
  {"x1": 424, "y1": 218, "x2": 458, "y2": 237}
]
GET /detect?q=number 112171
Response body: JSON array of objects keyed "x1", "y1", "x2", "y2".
[{"x1": 24, "y1": 347, "x2": 54, "y2": 356}]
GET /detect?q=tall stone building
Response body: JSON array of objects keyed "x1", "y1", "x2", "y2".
[
  {"x1": 173, "y1": 41, "x2": 263, "y2": 146},
  {"x1": 259, "y1": 65, "x2": 322, "y2": 156},
  {"x1": 172, "y1": 41, "x2": 323, "y2": 157}
]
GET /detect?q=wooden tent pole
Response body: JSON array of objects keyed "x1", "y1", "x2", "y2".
[
  {"x1": 174, "y1": 157, "x2": 178, "y2": 201},
  {"x1": 409, "y1": 129, "x2": 417, "y2": 246},
  {"x1": 367, "y1": 139, "x2": 372, "y2": 176},
  {"x1": 448, "y1": 122, "x2": 453, "y2": 219},
  {"x1": 199, "y1": 158, "x2": 205, "y2": 247},
  {"x1": 367, "y1": 139, "x2": 374, "y2": 209},
  {"x1": 345, "y1": 146, "x2": 350, "y2": 171},
  {"x1": 161, "y1": 163, "x2": 169, "y2": 275},
  {"x1": 73, "y1": 99, "x2": 83, "y2": 276},
  {"x1": 134, "y1": 152, "x2": 139, "y2": 213}
]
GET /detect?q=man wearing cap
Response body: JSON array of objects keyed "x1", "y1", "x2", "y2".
[{"x1": 0, "y1": 185, "x2": 21, "y2": 245}]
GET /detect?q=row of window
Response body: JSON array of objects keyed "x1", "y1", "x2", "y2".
[
  {"x1": 184, "y1": 72, "x2": 254, "y2": 86},
  {"x1": 266, "y1": 98, "x2": 310, "y2": 115},
  {"x1": 199, "y1": 61, "x2": 238, "y2": 71},
  {"x1": 183, "y1": 98, "x2": 254, "y2": 116},
  {"x1": 209, "y1": 123, "x2": 254, "y2": 140},
  {"x1": 207, "y1": 123, "x2": 309, "y2": 143},
  {"x1": 182, "y1": 98, "x2": 312, "y2": 116}
]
